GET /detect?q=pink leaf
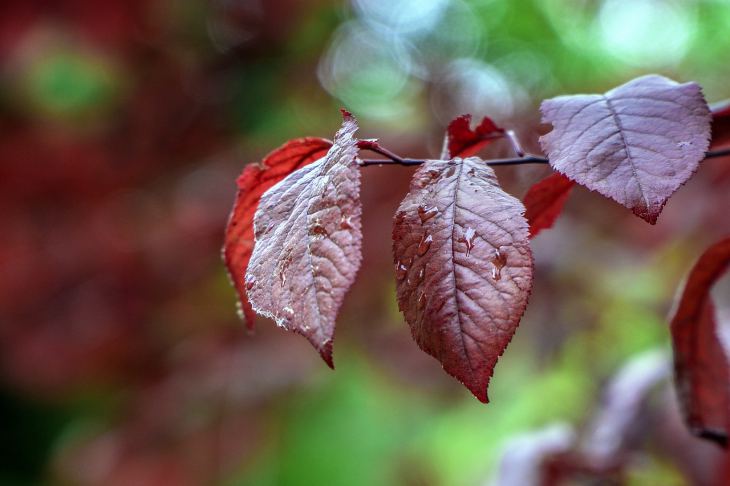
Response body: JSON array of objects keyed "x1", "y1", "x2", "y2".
[
  {"x1": 392, "y1": 157, "x2": 533, "y2": 402},
  {"x1": 245, "y1": 113, "x2": 363, "y2": 367},
  {"x1": 523, "y1": 173, "x2": 575, "y2": 238},
  {"x1": 223, "y1": 138, "x2": 332, "y2": 329},
  {"x1": 539, "y1": 75, "x2": 711, "y2": 224},
  {"x1": 443, "y1": 114, "x2": 505, "y2": 159},
  {"x1": 670, "y1": 237, "x2": 730, "y2": 446}
]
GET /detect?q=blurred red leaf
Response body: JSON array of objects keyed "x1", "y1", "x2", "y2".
[
  {"x1": 223, "y1": 137, "x2": 332, "y2": 328},
  {"x1": 670, "y1": 237, "x2": 730, "y2": 447},
  {"x1": 392, "y1": 157, "x2": 533, "y2": 402},
  {"x1": 245, "y1": 113, "x2": 362, "y2": 366},
  {"x1": 540, "y1": 75, "x2": 711, "y2": 224},
  {"x1": 523, "y1": 173, "x2": 575, "y2": 238},
  {"x1": 443, "y1": 114, "x2": 505, "y2": 159},
  {"x1": 711, "y1": 100, "x2": 730, "y2": 149}
]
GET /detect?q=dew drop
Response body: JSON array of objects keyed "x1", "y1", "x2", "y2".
[
  {"x1": 340, "y1": 215, "x2": 353, "y2": 230},
  {"x1": 677, "y1": 141, "x2": 691, "y2": 149},
  {"x1": 417, "y1": 291, "x2": 426, "y2": 309},
  {"x1": 490, "y1": 248, "x2": 507, "y2": 281},
  {"x1": 417, "y1": 267, "x2": 425, "y2": 282},
  {"x1": 395, "y1": 261, "x2": 408, "y2": 280},
  {"x1": 309, "y1": 219, "x2": 329, "y2": 239},
  {"x1": 245, "y1": 275, "x2": 256, "y2": 291},
  {"x1": 276, "y1": 255, "x2": 291, "y2": 287},
  {"x1": 458, "y1": 227, "x2": 477, "y2": 257},
  {"x1": 418, "y1": 205, "x2": 439, "y2": 223},
  {"x1": 283, "y1": 306, "x2": 294, "y2": 318},
  {"x1": 417, "y1": 233, "x2": 433, "y2": 256}
]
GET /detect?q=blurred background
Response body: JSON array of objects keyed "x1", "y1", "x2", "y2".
[{"x1": 1, "y1": 0, "x2": 730, "y2": 484}]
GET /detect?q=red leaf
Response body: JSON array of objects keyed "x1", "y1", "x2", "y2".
[
  {"x1": 669, "y1": 237, "x2": 730, "y2": 446},
  {"x1": 539, "y1": 75, "x2": 711, "y2": 224},
  {"x1": 443, "y1": 114, "x2": 505, "y2": 159},
  {"x1": 392, "y1": 157, "x2": 533, "y2": 402},
  {"x1": 523, "y1": 173, "x2": 575, "y2": 238},
  {"x1": 711, "y1": 100, "x2": 730, "y2": 149},
  {"x1": 223, "y1": 138, "x2": 332, "y2": 329},
  {"x1": 245, "y1": 114, "x2": 363, "y2": 367}
]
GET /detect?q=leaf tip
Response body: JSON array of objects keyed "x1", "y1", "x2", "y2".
[{"x1": 319, "y1": 340, "x2": 335, "y2": 369}]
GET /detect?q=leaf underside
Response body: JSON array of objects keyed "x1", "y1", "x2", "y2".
[
  {"x1": 670, "y1": 237, "x2": 730, "y2": 447},
  {"x1": 245, "y1": 114, "x2": 362, "y2": 366},
  {"x1": 523, "y1": 173, "x2": 575, "y2": 238},
  {"x1": 540, "y1": 74, "x2": 711, "y2": 224},
  {"x1": 392, "y1": 157, "x2": 533, "y2": 402},
  {"x1": 223, "y1": 138, "x2": 332, "y2": 329}
]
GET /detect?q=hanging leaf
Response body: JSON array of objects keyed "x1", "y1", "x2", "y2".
[
  {"x1": 443, "y1": 114, "x2": 505, "y2": 159},
  {"x1": 523, "y1": 173, "x2": 575, "y2": 238},
  {"x1": 223, "y1": 137, "x2": 332, "y2": 328},
  {"x1": 669, "y1": 237, "x2": 730, "y2": 447},
  {"x1": 392, "y1": 157, "x2": 533, "y2": 402},
  {"x1": 245, "y1": 113, "x2": 362, "y2": 367},
  {"x1": 540, "y1": 75, "x2": 711, "y2": 224},
  {"x1": 711, "y1": 100, "x2": 730, "y2": 149}
]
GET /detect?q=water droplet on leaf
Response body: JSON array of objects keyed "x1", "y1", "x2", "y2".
[
  {"x1": 490, "y1": 248, "x2": 507, "y2": 280},
  {"x1": 418, "y1": 205, "x2": 439, "y2": 223},
  {"x1": 309, "y1": 219, "x2": 329, "y2": 238},
  {"x1": 395, "y1": 261, "x2": 408, "y2": 280},
  {"x1": 340, "y1": 215, "x2": 353, "y2": 230},
  {"x1": 417, "y1": 291, "x2": 426, "y2": 309},
  {"x1": 458, "y1": 227, "x2": 477, "y2": 257},
  {"x1": 417, "y1": 233, "x2": 433, "y2": 256}
]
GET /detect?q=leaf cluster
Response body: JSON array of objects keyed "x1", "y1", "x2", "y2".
[{"x1": 224, "y1": 75, "x2": 730, "y2": 445}]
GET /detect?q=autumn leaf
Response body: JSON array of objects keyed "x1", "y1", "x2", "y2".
[
  {"x1": 245, "y1": 113, "x2": 362, "y2": 367},
  {"x1": 392, "y1": 157, "x2": 533, "y2": 402},
  {"x1": 223, "y1": 137, "x2": 332, "y2": 329},
  {"x1": 669, "y1": 237, "x2": 730, "y2": 446},
  {"x1": 711, "y1": 99, "x2": 730, "y2": 149},
  {"x1": 523, "y1": 173, "x2": 575, "y2": 238},
  {"x1": 539, "y1": 75, "x2": 711, "y2": 224},
  {"x1": 442, "y1": 114, "x2": 505, "y2": 159}
]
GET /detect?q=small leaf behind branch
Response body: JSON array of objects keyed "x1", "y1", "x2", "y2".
[
  {"x1": 245, "y1": 114, "x2": 363, "y2": 366},
  {"x1": 392, "y1": 157, "x2": 533, "y2": 402},
  {"x1": 540, "y1": 74, "x2": 711, "y2": 224},
  {"x1": 443, "y1": 114, "x2": 505, "y2": 159},
  {"x1": 223, "y1": 138, "x2": 332, "y2": 328},
  {"x1": 669, "y1": 237, "x2": 730, "y2": 447},
  {"x1": 523, "y1": 173, "x2": 575, "y2": 238}
]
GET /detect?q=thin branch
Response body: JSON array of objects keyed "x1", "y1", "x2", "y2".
[
  {"x1": 705, "y1": 147, "x2": 730, "y2": 159},
  {"x1": 359, "y1": 148, "x2": 730, "y2": 168},
  {"x1": 359, "y1": 154, "x2": 548, "y2": 167}
]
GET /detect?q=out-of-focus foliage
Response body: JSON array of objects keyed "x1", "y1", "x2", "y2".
[{"x1": 1, "y1": 0, "x2": 730, "y2": 485}]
